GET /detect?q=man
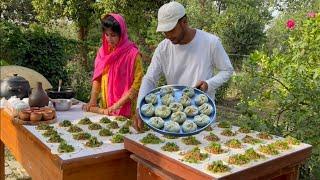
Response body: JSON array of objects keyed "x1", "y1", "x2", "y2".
[{"x1": 134, "y1": 1, "x2": 234, "y2": 130}]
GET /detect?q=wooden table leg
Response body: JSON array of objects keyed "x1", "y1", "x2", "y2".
[{"x1": 0, "y1": 140, "x2": 5, "y2": 180}]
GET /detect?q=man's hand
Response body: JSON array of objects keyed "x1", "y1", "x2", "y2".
[
  {"x1": 134, "y1": 108, "x2": 143, "y2": 132},
  {"x1": 195, "y1": 80, "x2": 208, "y2": 92}
]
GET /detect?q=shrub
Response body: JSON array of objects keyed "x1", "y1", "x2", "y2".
[
  {"x1": 236, "y1": 13, "x2": 320, "y2": 178},
  {"x1": 0, "y1": 22, "x2": 78, "y2": 88}
]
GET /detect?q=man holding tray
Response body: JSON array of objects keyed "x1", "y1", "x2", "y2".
[{"x1": 135, "y1": 1, "x2": 234, "y2": 131}]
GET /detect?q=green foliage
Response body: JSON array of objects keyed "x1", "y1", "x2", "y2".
[
  {"x1": 177, "y1": 0, "x2": 219, "y2": 31},
  {"x1": 265, "y1": 1, "x2": 320, "y2": 55},
  {"x1": 0, "y1": 0, "x2": 37, "y2": 25},
  {"x1": 95, "y1": 0, "x2": 168, "y2": 60},
  {"x1": 0, "y1": 21, "x2": 78, "y2": 87},
  {"x1": 212, "y1": 0, "x2": 271, "y2": 69},
  {"x1": 0, "y1": 21, "x2": 28, "y2": 64},
  {"x1": 0, "y1": 59, "x2": 10, "y2": 66},
  {"x1": 65, "y1": 59, "x2": 92, "y2": 102},
  {"x1": 236, "y1": 14, "x2": 320, "y2": 178},
  {"x1": 175, "y1": 0, "x2": 271, "y2": 101}
]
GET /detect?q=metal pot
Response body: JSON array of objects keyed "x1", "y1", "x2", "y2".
[
  {"x1": 0, "y1": 74, "x2": 31, "y2": 99},
  {"x1": 46, "y1": 88, "x2": 75, "y2": 99}
]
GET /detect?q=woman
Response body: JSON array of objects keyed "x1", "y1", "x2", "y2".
[{"x1": 83, "y1": 13, "x2": 143, "y2": 118}]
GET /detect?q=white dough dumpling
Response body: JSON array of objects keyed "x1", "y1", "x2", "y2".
[
  {"x1": 155, "y1": 105, "x2": 171, "y2": 119},
  {"x1": 179, "y1": 95, "x2": 191, "y2": 107},
  {"x1": 160, "y1": 86, "x2": 174, "y2": 96},
  {"x1": 195, "y1": 94, "x2": 208, "y2": 106},
  {"x1": 198, "y1": 103, "x2": 213, "y2": 115},
  {"x1": 182, "y1": 87, "x2": 195, "y2": 98},
  {"x1": 171, "y1": 111, "x2": 187, "y2": 124},
  {"x1": 164, "y1": 121, "x2": 180, "y2": 133},
  {"x1": 145, "y1": 93, "x2": 158, "y2": 105},
  {"x1": 194, "y1": 114, "x2": 210, "y2": 127},
  {"x1": 149, "y1": 117, "x2": 165, "y2": 129},
  {"x1": 182, "y1": 120, "x2": 197, "y2": 133},
  {"x1": 169, "y1": 102, "x2": 183, "y2": 112},
  {"x1": 184, "y1": 105, "x2": 199, "y2": 117},
  {"x1": 161, "y1": 94, "x2": 174, "y2": 105},
  {"x1": 141, "y1": 103, "x2": 155, "y2": 117}
]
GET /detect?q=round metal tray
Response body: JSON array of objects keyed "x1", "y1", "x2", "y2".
[{"x1": 138, "y1": 85, "x2": 216, "y2": 137}]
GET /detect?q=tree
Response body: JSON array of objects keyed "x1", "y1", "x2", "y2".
[
  {"x1": 212, "y1": 0, "x2": 272, "y2": 69},
  {"x1": 0, "y1": 0, "x2": 37, "y2": 26},
  {"x1": 236, "y1": 14, "x2": 320, "y2": 178},
  {"x1": 95, "y1": 0, "x2": 169, "y2": 63},
  {"x1": 32, "y1": 0, "x2": 96, "y2": 68}
]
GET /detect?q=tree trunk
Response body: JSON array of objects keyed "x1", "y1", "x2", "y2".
[{"x1": 78, "y1": 26, "x2": 89, "y2": 69}]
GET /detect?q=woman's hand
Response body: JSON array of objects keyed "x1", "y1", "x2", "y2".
[
  {"x1": 103, "y1": 103, "x2": 121, "y2": 115},
  {"x1": 82, "y1": 100, "x2": 98, "y2": 112}
]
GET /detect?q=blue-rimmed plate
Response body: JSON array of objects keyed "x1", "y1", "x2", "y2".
[{"x1": 138, "y1": 85, "x2": 216, "y2": 137}]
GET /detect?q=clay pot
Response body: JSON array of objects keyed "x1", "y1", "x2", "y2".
[
  {"x1": 42, "y1": 110, "x2": 54, "y2": 120},
  {"x1": 40, "y1": 107, "x2": 56, "y2": 118},
  {"x1": 30, "y1": 107, "x2": 40, "y2": 111},
  {"x1": 30, "y1": 112, "x2": 42, "y2": 122},
  {"x1": 19, "y1": 110, "x2": 31, "y2": 121},
  {"x1": 29, "y1": 82, "x2": 49, "y2": 107},
  {"x1": 0, "y1": 74, "x2": 31, "y2": 99}
]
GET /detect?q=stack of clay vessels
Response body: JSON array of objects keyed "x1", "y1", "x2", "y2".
[{"x1": 18, "y1": 107, "x2": 56, "y2": 122}]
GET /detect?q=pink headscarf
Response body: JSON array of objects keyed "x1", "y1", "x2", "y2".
[{"x1": 92, "y1": 13, "x2": 139, "y2": 117}]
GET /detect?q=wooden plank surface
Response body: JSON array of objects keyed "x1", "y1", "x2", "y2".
[
  {"x1": 0, "y1": 108, "x2": 137, "y2": 180},
  {"x1": 131, "y1": 154, "x2": 183, "y2": 180},
  {"x1": 0, "y1": 139, "x2": 4, "y2": 180},
  {"x1": 63, "y1": 154, "x2": 136, "y2": 180},
  {"x1": 124, "y1": 137, "x2": 312, "y2": 180},
  {"x1": 1, "y1": 108, "x2": 63, "y2": 180},
  {"x1": 125, "y1": 137, "x2": 213, "y2": 180}
]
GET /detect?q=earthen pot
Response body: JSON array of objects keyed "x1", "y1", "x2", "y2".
[
  {"x1": 19, "y1": 110, "x2": 31, "y2": 121},
  {"x1": 30, "y1": 112, "x2": 42, "y2": 122},
  {"x1": 29, "y1": 82, "x2": 49, "y2": 107},
  {"x1": 42, "y1": 110, "x2": 54, "y2": 120}
]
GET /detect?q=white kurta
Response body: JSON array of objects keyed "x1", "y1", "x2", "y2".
[{"x1": 138, "y1": 29, "x2": 234, "y2": 105}]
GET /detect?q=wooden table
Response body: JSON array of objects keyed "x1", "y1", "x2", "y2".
[
  {"x1": 124, "y1": 130, "x2": 312, "y2": 180},
  {"x1": 0, "y1": 107, "x2": 137, "y2": 180}
]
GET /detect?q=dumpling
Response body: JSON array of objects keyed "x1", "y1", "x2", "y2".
[
  {"x1": 164, "y1": 121, "x2": 180, "y2": 133},
  {"x1": 145, "y1": 93, "x2": 158, "y2": 105},
  {"x1": 198, "y1": 103, "x2": 213, "y2": 115},
  {"x1": 179, "y1": 95, "x2": 191, "y2": 107},
  {"x1": 195, "y1": 94, "x2": 208, "y2": 106},
  {"x1": 171, "y1": 111, "x2": 187, "y2": 124},
  {"x1": 155, "y1": 105, "x2": 171, "y2": 119},
  {"x1": 182, "y1": 120, "x2": 198, "y2": 133},
  {"x1": 182, "y1": 87, "x2": 195, "y2": 98},
  {"x1": 169, "y1": 102, "x2": 183, "y2": 112},
  {"x1": 149, "y1": 117, "x2": 164, "y2": 129},
  {"x1": 194, "y1": 114, "x2": 210, "y2": 127},
  {"x1": 160, "y1": 86, "x2": 174, "y2": 96},
  {"x1": 161, "y1": 94, "x2": 174, "y2": 105},
  {"x1": 184, "y1": 105, "x2": 199, "y2": 117},
  {"x1": 141, "y1": 103, "x2": 155, "y2": 117}
]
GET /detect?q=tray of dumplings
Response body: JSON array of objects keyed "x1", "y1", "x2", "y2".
[{"x1": 139, "y1": 85, "x2": 216, "y2": 137}]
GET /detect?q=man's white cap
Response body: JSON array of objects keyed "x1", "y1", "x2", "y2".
[{"x1": 156, "y1": 1, "x2": 186, "y2": 32}]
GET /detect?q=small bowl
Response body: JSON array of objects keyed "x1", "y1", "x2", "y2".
[
  {"x1": 30, "y1": 112, "x2": 42, "y2": 122},
  {"x1": 19, "y1": 110, "x2": 31, "y2": 121},
  {"x1": 42, "y1": 110, "x2": 54, "y2": 120},
  {"x1": 52, "y1": 99, "x2": 72, "y2": 111}
]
